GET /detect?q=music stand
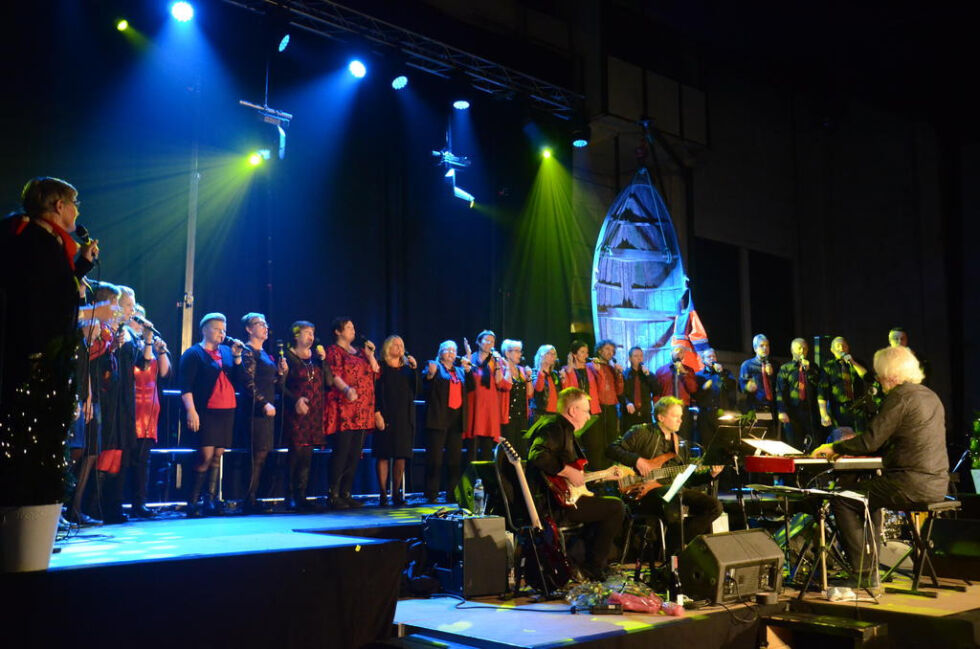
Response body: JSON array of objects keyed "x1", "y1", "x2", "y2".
[{"x1": 701, "y1": 425, "x2": 759, "y2": 529}]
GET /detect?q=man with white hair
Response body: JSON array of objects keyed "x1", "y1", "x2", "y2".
[{"x1": 811, "y1": 346, "x2": 949, "y2": 592}]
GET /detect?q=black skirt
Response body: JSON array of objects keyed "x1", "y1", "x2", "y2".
[
  {"x1": 247, "y1": 415, "x2": 275, "y2": 453},
  {"x1": 199, "y1": 408, "x2": 235, "y2": 449}
]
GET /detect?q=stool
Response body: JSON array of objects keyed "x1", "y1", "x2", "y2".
[
  {"x1": 883, "y1": 499, "x2": 969, "y2": 598},
  {"x1": 620, "y1": 514, "x2": 666, "y2": 581}
]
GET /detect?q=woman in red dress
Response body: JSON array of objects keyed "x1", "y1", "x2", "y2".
[
  {"x1": 282, "y1": 320, "x2": 332, "y2": 511},
  {"x1": 464, "y1": 330, "x2": 512, "y2": 462},
  {"x1": 325, "y1": 317, "x2": 380, "y2": 509},
  {"x1": 130, "y1": 306, "x2": 171, "y2": 518}
]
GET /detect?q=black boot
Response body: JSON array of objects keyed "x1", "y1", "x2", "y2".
[
  {"x1": 186, "y1": 470, "x2": 208, "y2": 518},
  {"x1": 329, "y1": 487, "x2": 349, "y2": 510},
  {"x1": 204, "y1": 466, "x2": 224, "y2": 516},
  {"x1": 103, "y1": 473, "x2": 128, "y2": 524}
]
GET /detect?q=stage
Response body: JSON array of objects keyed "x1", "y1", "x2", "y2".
[{"x1": 3, "y1": 504, "x2": 977, "y2": 649}]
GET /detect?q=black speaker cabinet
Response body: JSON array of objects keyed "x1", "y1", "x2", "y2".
[
  {"x1": 678, "y1": 528, "x2": 783, "y2": 603},
  {"x1": 423, "y1": 515, "x2": 508, "y2": 597},
  {"x1": 930, "y1": 517, "x2": 980, "y2": 580}
]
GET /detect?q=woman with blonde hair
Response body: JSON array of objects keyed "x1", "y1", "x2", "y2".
[{"x1": 373, "y1": 335, "x2": 419, "y2": 506}]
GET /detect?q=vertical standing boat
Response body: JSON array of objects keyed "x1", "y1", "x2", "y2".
[{"x1": 591, "y1": 167, "x2": 708, "y2": 370}]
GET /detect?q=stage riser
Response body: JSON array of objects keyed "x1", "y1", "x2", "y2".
[{"x1": 2, "y1": 541, "x2": 405, "y2": 648}]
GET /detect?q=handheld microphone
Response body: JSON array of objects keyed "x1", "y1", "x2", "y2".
[
  {"x1": 276, "y1": 339, "x2": 285, "y2": 360},
  {"x1": 131, "y1": 314, "x2": 163, "y2": 337},
  {"x1": 75, "y1": 224, "x2": 92, "y2": 244}
]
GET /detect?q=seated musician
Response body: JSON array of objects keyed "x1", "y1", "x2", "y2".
[
  {"x1": 607, "y1": 396, "x2": 724, "y2": 556},
  {"x1": 811, "y1": 346, "x2": 949, "y2": 591},
  {"x1": 527, "y1": 387, "x2": 626, "y2": 580}
]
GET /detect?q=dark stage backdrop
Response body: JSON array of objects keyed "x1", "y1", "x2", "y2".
[{"x1": 0, "y1": 1, "x2": 563, "y2": 362}]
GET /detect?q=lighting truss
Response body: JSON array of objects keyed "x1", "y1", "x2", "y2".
[{"x1": 222, "y1": 0, "x2": 581, "y2": 120}]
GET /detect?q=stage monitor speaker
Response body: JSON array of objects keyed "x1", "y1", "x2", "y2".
[
  {"x1": 929, "y1": 517, "x2": 980, "y2": 580},
  {"x1": 423, "y1": 515, "x2": 508, "y2": 597},
  {"x1": 678, "y1": 528, "x2": 783, "y2": 604}
]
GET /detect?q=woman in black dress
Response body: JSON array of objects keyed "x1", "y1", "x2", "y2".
[
  {"x1": 373, "y1": 335, "x2": 419, "y2": 506},
  {"x1": 500, "y1": 338, "x2": 532, "y2": 459},
  {"x1": 240, "y1": 313, "x2": 287, "y2": 514},
  {"x1": 282, "y1": 320, "x2": 332, "y2": 511}
]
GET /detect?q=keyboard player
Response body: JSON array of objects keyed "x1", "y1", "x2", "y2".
[{"x1": 810, "y1": 346, "x2": 949, "y2": 590}]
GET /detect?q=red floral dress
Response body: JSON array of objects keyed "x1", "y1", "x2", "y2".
[
  {"x1": 326, "y1": 344, "x2": 379, "y2": 432},
  {"x1": 134, "y1": 358, "x2": 160, "y2": 441}
]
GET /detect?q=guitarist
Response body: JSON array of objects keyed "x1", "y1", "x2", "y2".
[
  {"x1": 527, "y1": 387, "x2": 627, "y2": 581},
  {"x1": 607, "y1": 396, "x2": 724, "y2": 556}
]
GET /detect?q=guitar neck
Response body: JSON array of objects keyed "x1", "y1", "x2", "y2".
[
  {"x1": 582, "y1": 467, "x2": 619, "y2": 483},
  {"x1": 621, "y1": 463, "x2": 709, "y2": 488},
  {"x1": 512, "y1": 460, "x2": 543, "y2": 530}
]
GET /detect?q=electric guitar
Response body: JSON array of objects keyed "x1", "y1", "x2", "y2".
[
  {"x1": 616, "y1": 452, "x2": 712, "y2": 495},
  {"x1": 543, "y1": 459, "x2": 634, "y2": 508},
  {"x1": 499, "y1": 439, "x2": 572, "y2": 593}
]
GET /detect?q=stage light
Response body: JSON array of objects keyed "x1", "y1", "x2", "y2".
[
  {"x1": 116, "y1": 19, "x2": 129, "y2": 31},
  {"x1": 278, "y1": 34, "x2": 290, "y2": 53},
  {"x1": 248, "y1": 153, "x2": 263, "y2": 166},
  {"x1": 348, "y1": 59, "x2": 367, "y2": 78},
  {"x1": 541, "y1": 147, "x2": 553, "y2": 159},
  {"x1": 171, "y1": 2, "x2": 194, "y2": 22},
  {"x1": 453, "y1": 99, "x2": 470, "y2": 111},
  {"x1": 391, "y1": 75, "x2": 408, "y2": 90},
  {"x1": 572, "y1": 137, "x2": 589, "y2": 148}
]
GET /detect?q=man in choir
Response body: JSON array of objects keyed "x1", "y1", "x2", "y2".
[
  {"x1": 591, "y1": 339, "x2": 625, "y2": 469},
  {"x1": 818, "y1": 336, "x2": 869, "y2": 435},
  {"x1": 694, "y1": 348, "x2": 736, "y2": 450},
  {"x1": 527, "y1": 387, "x2": 626, "y2": 580},
  {"x1": 739, "y1": 334, "x2": 777, "y2": 436},
  {"x1": 776, "y1": 338, "x2": 819, "y2": 452},
  {"x1": 652, "y1": 345, "x2": 697, "y2": 439},
  {"x1": 622, "y1": 346, "x2": 656, "y2": 429}
]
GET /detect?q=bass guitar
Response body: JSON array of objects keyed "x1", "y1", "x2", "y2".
[
  {"x1": 543, "y1": 459, "x2": 634, "y2": 508},
  {"x1": 616, "y1": 452, "x2": 712, "y2": 495},
  {"x1": 499, "y1": 439, "x2": 572, "y2": 594}
]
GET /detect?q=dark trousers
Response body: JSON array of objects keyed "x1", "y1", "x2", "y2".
[
  {"x1": 425, "y1": 408, "x2": 463, "y2": 500},
  {"x1": 636, "y1": 486, "x2": 723, "y2": 556},
  {"x1": 501, "y1": 418, "x2": 529, "y2": 461},
  {"x1": 467, "y1": 435, "x2": 495, "y2": 462},
  {"x1": 782, "y1": 404, "x2": 816, "y2": 452},
  {"x1": 330, "y1": 429, "x2": 366, "y2": 495},
  {"x1": 563, "y1": 494, "x2": 626, "y2": 576},
  {"x1": 130, "y1": 437, "x2": 154, "y2": 506}
]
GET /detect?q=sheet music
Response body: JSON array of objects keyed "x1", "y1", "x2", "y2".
[
  {"x1": 662, "y1": 464, "x2": 696, "y2": 503},
  {"x1": 742, "y1": 438, "x2": 803, "y2": 456}
]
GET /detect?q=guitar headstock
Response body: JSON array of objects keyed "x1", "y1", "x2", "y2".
[
  {"x1": 499, "y1": 439, "x2": 522, "y2": 466},
  {"x1": 611, "y1": 465, "x2": 635, "y2": 478}
]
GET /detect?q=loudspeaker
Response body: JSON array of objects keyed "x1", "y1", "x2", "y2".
[
  {"x1": 423, "y1": 515, "x2": 508, "y2": 597},
  {"x1": 929, "y1": 517, "x2": 980, "y2": 580},
  {"x1": 678, "y1": 528, "x2": 783, "y2": 603}
]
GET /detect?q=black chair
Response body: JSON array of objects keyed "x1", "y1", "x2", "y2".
[{"x1": 882, "y1": 499, "x2": 970, "y2": 597}]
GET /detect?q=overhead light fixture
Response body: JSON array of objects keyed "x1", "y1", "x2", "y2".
[
  {"x1": 348, "y1": 59, "x2": 367, "y2": 78},
  {"x1": 171, "y1": 2, "x2": 194, "y2": 22}
]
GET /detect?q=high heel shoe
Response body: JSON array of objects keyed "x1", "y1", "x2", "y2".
[{"x1": 378, "y1": 491, "x2": 389, "y2": 507}]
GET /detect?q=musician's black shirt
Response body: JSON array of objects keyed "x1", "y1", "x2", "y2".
[
  {"x1": 606, "y1": 423, "x2": 683, "y2": 472},
  {"x1": 832, "y1": 381, "x2": 948, "y2": 498},
  {"x1": 527, "y1": 414, "x2": 586, "y2": 476}
]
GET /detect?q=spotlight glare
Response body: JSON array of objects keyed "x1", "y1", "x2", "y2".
[
  {"x1": 278, "y1": 34, "x2": 290, "y2": 53},
  {"x1": 348, "y1": 60, "x2": 367, "y2": 78},
  {"x1": 541, "y1": 147, "x2": 553, "y2": 159},
  {"x1": 248, "y1": 153, "x2": 263, "y2": 167},
  {"x1": 453, "y1": 99, "x2": 470, "y2": 110},
  {"x1": 391, "y1": 75, "x2": 408, "y2": 90},
  {"x1": 572, "y1": 138, "x2": 588, "y2": 148},
  {"x1": 171, "y1": 2, "x2": 194, "y2": 22},
  {"x1": 116, "y1": 19, "x2": 129, "y2": 31}
]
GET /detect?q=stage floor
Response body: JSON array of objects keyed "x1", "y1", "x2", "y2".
[{"x1": 51, "y1": 501, "x2": 446, "y2": 569}]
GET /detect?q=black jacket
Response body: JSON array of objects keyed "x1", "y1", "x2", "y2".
[
  {"x1": 423, "y1": 363, "x2": 469, "y2": 430},
  {"x1": 179, "y1": 344, "x2": 243, "y2": 412},
  {"x1": 527, "y1": 414, "x2": 585, "y2": 476}
]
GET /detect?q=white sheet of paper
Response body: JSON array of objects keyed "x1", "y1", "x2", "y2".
[
  {"x1": 662, "y1": 464, "x2": 696, "y2": 503},
  {"x1": 742, "y1": 438, "x2": 803, "y2": 456}
]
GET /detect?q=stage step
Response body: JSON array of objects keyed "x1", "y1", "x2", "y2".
[
  {"x1": 388, "y1": 633, "x2": 489, "y2": 649},
  {"x1": 761, "y1": 612, "x2": 888, "y2": 649}
]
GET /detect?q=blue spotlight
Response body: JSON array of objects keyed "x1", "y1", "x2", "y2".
[
  {"x1": 572, "y1": 138, "x2": 588, "y2": 148},
  {"x1": 391, "y1": 75, "x2": 408, "y2": 90},
  {"x1": 278, "y1": 34, "x2": 290, "y2": 53},
  {"x1": 348, "y1": 59, "x2": 367, "y2": 78},
  {"x1": 170, "y1": 1, "x2": 194, "y2": 22},
  {"x1": 453, "y1": 99, "x2": 470, "y2": 111}
]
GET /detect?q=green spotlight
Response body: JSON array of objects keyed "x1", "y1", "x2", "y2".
[
  {"x1": 248, "y1": 153, "x2": 263, "y2": 167},
  {"x1": 116, "y1": 19, "x2": 129, "y2": 31},
  {"x1": 541, "y1": 147, "x2": 553, "y2": 159}
]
